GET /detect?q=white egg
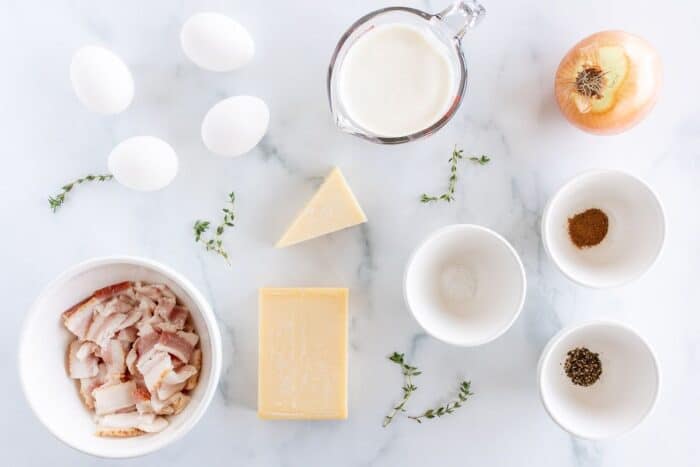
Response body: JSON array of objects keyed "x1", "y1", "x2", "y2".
[
  {"x1": 108, "y1": 136, "x2": 178, "y2": 191},
  {"x1": 180, "y1": 12, "x2": 254, "y2": 72},
  {"x1": 70, "y1": 45, "x2": 134, "y2": 114},
  {"x1": 201, "y1": 96, "x2": 269, "y2": 157}
]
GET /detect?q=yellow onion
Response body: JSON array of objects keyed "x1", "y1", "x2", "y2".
[{"x1": 554, "y1": 30, "x2": 662, "y2": 135}]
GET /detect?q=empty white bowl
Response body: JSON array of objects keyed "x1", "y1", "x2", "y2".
[
  {"x1": 18, "y1": 256, "x2": 222, "y2": 458},
  {"x1": 404, "y1": 224, "x2": 526, "y2": 346},
  {"x1": 538, "y1": 321, "x2": 660, "y2": 440},
  {"x1": 542, "y1": 170, "x2": 665, "y2": 288}
]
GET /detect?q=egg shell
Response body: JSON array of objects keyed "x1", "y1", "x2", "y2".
[
  {"x1": 180, "y1": 12, "x2": 254, "y2": 72},
  {"x1": 70, "y1": 45, "x2": 134, "y2": 114},
  {"x1": 201, "y1": 96, "x2": 269, "y2": 157},
  {"x1": 108, "y1": 136, "x2": 178, "y2": 191}
]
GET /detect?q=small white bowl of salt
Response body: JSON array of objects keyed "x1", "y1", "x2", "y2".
[{"x1": 404, "y1": 224, "x2": 526, "y2": 346}]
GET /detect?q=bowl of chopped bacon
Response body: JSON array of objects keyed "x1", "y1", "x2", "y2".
[{"x1": 19, "y1": 256, "x2": 222, "y2": 458}]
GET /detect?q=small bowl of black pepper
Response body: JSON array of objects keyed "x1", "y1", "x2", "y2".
[
  {"x1": 538, "y1": 321, "x2": 659, "y2": 440},
  {"x1": 541, "y1": 169, "x2": 665, "y2": 288}
]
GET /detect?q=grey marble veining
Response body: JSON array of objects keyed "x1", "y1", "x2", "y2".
[{"x1": 2, "y1": 0, "x2": 698, "y2": 465}]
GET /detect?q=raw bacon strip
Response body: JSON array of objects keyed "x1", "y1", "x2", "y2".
[
  {"x1": 102, "y1": 412, "x2": 168, "y2": 433},
  {"x1": 168, "y1": 306, "x2": 189, "y2": 330},
  {"x1": 102, "y1": 339, "x2": 126, "y2": 379},
  {"x1": 134, "y1": 283, "x2": 162, "y2": 300},
  {"x1": 138, "y1": 352, "x2": 173, "y2": 394},
  {"x1": 157, "y1": 381, "x2": 187, "y2": 400},
  {"x1": 138, "y1": 415, "x2": 168, "y2": 433},
  {"x1": 85, "y1": 313, "x2": 106, "y2": 341},
  {"x1": 133, "y1": 384, "x2": 153, "y2": 414},
  {"x1": 135, "y1": 328, "x2": 160, "y2": 366},
  {"x1": 62, "y1": 282, "x2": 132, "y2": 339},
  {"x1": 100, "y1": 295, "x2": 136, "y2": 317},
  {"x1": 68, "y1": 340, "x2": 99, "y2": 379},
  {"x1": 62, "y1": 297, "x2": 99, "y2": 340},
  {"x1": 151, "y1": 391, "x2": 191, "y2": 416},
  {"x1": 79, "y1": 379, "x2": 97, "y2": 409},
  {"x1": 154, "y1": 331, "x2": 198, "y2": 363},
  {"x1": 163, "y1": 365, "x2": 197, "y2": 385},
  {"x1": 134, "y1": 283, "x2": 175, "y2": 301},
  {"x1": 177, "y1": 331, "x2": 199, "y2": 347},
  {"x1": 96, "y1": 412, "x2": 168, "y2": 437},
  {"x1": 93, "y1": 380, "x2": 136, "y2": 416},
  {"x1": 93, "y1": 281, "x2": 133, "y2": 301},
  {"x1": 135, "y1": 295, "x2": 156, "y2": 320},
  {"x1": 135, "y1": 284, "x2": 176, "y2": 319},
  {"x1": 157, "y1": 362, "x2": 196, "y2": 399},
  {"x1": 85, "y1": 312, "x2": 127, "y2": 346},
  {"x1": 79, "y1": 364, "x2": 108, "y2": 409},
  {"x1": 154, "y1": 297, "x2": 176, "y2": 319},
  {"x1": 116, "y1": 308, "x2": 142, "y2": 332},
  {"x1": 186, "y1": 349, "x2": 202, "y2": 391}
]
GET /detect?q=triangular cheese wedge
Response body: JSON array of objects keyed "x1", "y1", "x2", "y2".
[{"x1": 276, "y1": 168, "x2": 367, "y2": 248}]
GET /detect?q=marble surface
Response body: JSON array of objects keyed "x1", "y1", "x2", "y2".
[{"x1": 2, "y1": 0, "x2": 699, "y2": 465}]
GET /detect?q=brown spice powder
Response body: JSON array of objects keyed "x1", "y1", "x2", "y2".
[{"x1": 568, "y1": 208, "x2": 608, "y2": 248}]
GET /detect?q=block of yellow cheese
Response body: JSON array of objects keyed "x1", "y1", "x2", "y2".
[
  {"x1": 258, "y1": 288, "x2": 348, "y2": 419},
  {"x1": 276, "y1": 168, "x2": 367, "y2": 247}
]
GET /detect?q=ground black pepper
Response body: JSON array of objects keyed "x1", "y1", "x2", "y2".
[
  {"x1": 568, "y1": 208, "x2": 608, "y2": 249},
  {"x1": 564, "y1": 347, "x2": 602, "y2": 387}
]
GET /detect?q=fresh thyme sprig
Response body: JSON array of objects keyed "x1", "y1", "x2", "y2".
[
  {"x1": 407, "y1": 381, "x2": 473, "y2": 424},
  {"x1": 383, "y1": 352, "x2": 421, "y2": 427},
  {"x1": 193, "y1": 192, "x2": 236, "y2": 264},
  {"x1": 383, "y1": 352, "x2": 474, "y2": 427},
  {"x1": 420, "y1": 147, "x2": 490, "y2": 203},
  {"x1": 48, "y1": 173, "x2": 114, "y2": 212}
]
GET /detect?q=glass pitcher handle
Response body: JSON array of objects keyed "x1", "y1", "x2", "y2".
[{"x1": 436, "y1": 0, "x2": 486, "y2": 40}]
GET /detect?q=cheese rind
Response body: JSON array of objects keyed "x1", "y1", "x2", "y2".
[
  {"x1": 258, "y1": 288, "x2": 348, "y2": 420},
  {"x1": 276, "y1": 168, "x2": 367, "y2": 248}
]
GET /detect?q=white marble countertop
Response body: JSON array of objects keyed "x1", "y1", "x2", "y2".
[{"x1": 2, "y1": 0, "x2": 698, "y2": 465}]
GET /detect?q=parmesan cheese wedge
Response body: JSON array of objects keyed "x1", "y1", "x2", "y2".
[
  {"x1": 258, "y1": 288, "x2": 348, "y2": 420},
  {"x1": 276, "y1": 168, "x2": 367, "y2": 247}
]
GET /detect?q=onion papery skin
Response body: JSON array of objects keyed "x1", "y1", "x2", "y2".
[{"x1": 554, "y1": 30, "x2": 662, "y2": 135}]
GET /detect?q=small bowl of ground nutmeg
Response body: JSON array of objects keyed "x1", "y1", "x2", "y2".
[
  {"x1": 542, "y1": 169, "x2": 665, "y2": 288},
  {"x1": 537, "y1": 321, "x2": 660, "y2": 440}
]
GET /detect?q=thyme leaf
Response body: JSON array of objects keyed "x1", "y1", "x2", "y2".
[
  {"x1": 420, "y1": 147, "x2": 490, "y2": 203},
  {"x1": 407, "y1": 381, "x2": 473, "y2": 424},
  {"x1": 48, "y1": 173, "x2": 114, "y2": 212},
  {"x1": 194, "y1": 192, "x2": 236, "y2": 264},
  {"x1": 469, "y1": 155, "x2": 490, "y2": 165}
]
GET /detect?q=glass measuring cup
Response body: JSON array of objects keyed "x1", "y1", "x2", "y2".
[{"x1": 327, "y1": 0, "x2": 485, "y2": 144}]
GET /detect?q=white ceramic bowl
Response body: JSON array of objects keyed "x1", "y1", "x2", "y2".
[
  {"x1": 404, "y1": 224, "x2": 526, "y2": 346},
  {"x1": 538, "y1": 321, "x2": 660, "y2": 440},
  {"x1": 542, "y1": 170, "x2": 665, "y2": 288},
  {"x1": 18, "y1": 256, "x2": 223, "y2": 458}
]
